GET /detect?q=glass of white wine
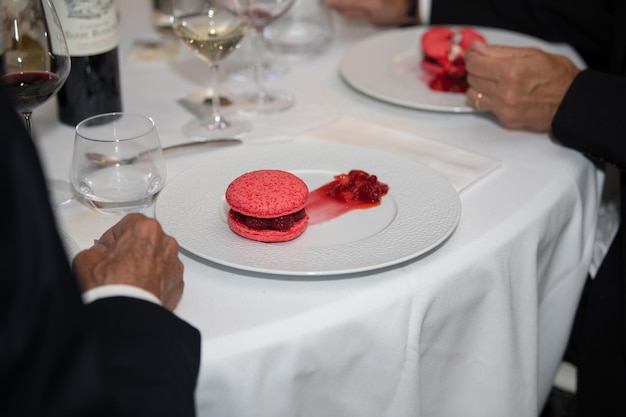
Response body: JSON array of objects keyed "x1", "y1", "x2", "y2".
[{"x1": 172, "y1": 0, "x2": 251, "y2": 139}]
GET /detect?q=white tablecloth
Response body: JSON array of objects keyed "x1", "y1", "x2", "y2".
[{"x1": 35, "y1": 1, "x2": 604, "y2": 416}]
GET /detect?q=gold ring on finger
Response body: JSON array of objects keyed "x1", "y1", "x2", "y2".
[{"x1": 475, "y1": 92, "x2": 483, "y2": 109}]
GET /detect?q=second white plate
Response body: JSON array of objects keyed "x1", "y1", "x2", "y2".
[{"x1": 340, "y1": 25, "x2": 584, "y2": 112}]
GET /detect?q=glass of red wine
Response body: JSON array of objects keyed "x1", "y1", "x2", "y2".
[
  {"x1": 1, "y1": 0, "x2": 70, "y2": 133},
  {"x1": 1, "y1": 0, "x2": 72, "y2": 205},
  {"x1": 239, "y1": 0, "x2": 295, "y2": 113}
]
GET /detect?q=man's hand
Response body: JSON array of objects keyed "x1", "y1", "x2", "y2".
[
  {"x1": 465, "y1": 41, "x2": 580, "y2": 132},
  {"x1": 73, "y1": 214, "x2": 184, "y2": 311},
  {"x1": 325, "y1": 0, "x2": 410, "y2": 26}
]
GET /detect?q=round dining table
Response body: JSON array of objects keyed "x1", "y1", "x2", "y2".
[{"x1": 34, "y1": 1, "x2": 608, "y2": 416}]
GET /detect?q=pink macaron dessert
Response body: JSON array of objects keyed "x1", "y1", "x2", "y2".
[
  {"x1": 225, "y1": 170, "x2": 309, "y2": 242},
  {"x1": 420, "y1": 26, "x2": 485, "y2": 92}
]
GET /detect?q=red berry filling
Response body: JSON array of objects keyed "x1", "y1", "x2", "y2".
[
  {"x1": 428, "y1": 72, "x2": 469, "y2": 92},
  {"x1": 230, "y1": 208, "x2": 307, "y2": 231}
]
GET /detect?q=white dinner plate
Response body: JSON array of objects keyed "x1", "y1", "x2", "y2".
[
  {"x1": 155, "y1": 142, "x2": 461, "y2": 276},
  {"x1": 340, "y1": 25, "x2": 582, "y2": 113}
]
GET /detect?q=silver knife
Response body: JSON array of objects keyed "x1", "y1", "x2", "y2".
[{"x1": 86, "y1": 138, "x2": 242, "y2": 167}]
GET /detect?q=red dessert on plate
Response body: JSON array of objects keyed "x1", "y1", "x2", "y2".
[
  {"x1": 323, "y1": 169, "x2": 389, "y2": 204},
  {"x1": 306, "y1": 169, "x2": 390, "y2": 225},
  {"x1": 226, "y1": 170, "x2": 309, "y2": 242},
  {"x1": 420, "y1": 26, "x2": 485, "y2": 92}
]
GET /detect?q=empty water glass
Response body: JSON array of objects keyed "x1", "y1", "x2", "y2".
[
  {"x1": 71, "y1": 113, "x2": 167, "y2": 214},
  {"x1": 264, "y1": 0, "x2": 333, "y2": 58}
]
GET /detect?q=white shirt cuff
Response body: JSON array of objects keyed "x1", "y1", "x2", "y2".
[
  {"x1": 82, "y1": 284, "x2": 162, "y2": 306},
  {"x1": 420, "y1": 0, "x2": 432, "y2": 24}
]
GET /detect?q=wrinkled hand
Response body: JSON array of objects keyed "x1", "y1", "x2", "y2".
[
  {"x1": 325, "y1": 0, "x2": 409, "y2": 26},
  {"x1": 73, "y1": 214, "x2": 184, "y2": 311},
  {"x1": 465, "y1": 41, "x2": 580, "y2": 132}
]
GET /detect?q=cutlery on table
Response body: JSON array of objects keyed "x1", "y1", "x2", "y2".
[{"x1": 85, "y1": 138, "x2": 242, "y2": 167}]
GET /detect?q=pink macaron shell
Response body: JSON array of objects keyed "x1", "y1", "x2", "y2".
[
  {"x1": 421, "y1": 26, "x2": 454, "y2": 61},
  {"x1": 420, "y1": 27, "x2": 486, "y2": 75},
  {"x1": 458, "y1": 28, "x2": 486, "y2": 50},
  {"x1": 228, "y1": 212, "x2": 309, "y2": 243},
  {"x1": 225, "y1": 170, "x2": 309, "y2": 218}
]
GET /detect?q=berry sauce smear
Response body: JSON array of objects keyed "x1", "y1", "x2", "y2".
[{"x1": 307, "y1": 170, "x2": 389, "y2": 225}]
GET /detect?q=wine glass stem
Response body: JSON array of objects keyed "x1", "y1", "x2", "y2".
[
  {"x1": 251, "y1": 27, "x2": 267, "y2": 101},
  {"x1": 208, "y1": 64, "x2": 225, "y2": 129},
  {"x1": 22, "y1": 111, "x2": 33, "y2": 135}
]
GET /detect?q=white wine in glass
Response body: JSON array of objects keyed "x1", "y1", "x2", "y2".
[{"x1": 172, "y1": 0, "x2": 251, "y2": 139}]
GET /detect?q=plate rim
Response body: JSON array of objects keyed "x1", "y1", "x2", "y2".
[{"x1": 339, "y1": 25, "x2": 580, "y2": 112}]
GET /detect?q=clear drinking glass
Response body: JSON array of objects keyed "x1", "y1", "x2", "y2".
[
  {"x1": 71, "y1": 113, "x2": 167, "y2": 215},
  {"x1": 239, "y1": 0, "x2": 296, "y2": 113},
  {"x1": 264, "y1": 0, "x2": 333, "y2": 59},
  {"x1": 172, "y1": 0, "x2": 252, "y2": 139}
]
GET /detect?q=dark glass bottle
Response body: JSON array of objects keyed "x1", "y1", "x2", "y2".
[{"x1": 53, "y1": 0, "x2": 122, "y2": 126}]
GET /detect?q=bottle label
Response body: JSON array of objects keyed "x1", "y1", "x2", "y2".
[{"x1": 52, "y1": 0, "x2": 119, "y2": 56}]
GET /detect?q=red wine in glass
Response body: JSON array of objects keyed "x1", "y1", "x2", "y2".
[
  {"x1": 248, "y1": 7, "x2": 275, "y2": 29},
  {"x1": 1, "y1": 71, "x2": 63, "y2": 114}
]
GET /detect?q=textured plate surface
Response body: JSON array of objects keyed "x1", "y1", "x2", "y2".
[
  {"x1": 340, "y1": 26, "x2": 584, "y2": 113},
  {"x1": 155, "y1": 142, "x2": 461, "y2": 276}
]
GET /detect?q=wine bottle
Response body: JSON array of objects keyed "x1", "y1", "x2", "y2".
[{"x1": 52, "y1": 0, "x2": 122, "y2": 126}]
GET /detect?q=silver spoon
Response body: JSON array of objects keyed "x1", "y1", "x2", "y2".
[{"x1": 85, "y1": 138, "x2": 242, "y2": 167}]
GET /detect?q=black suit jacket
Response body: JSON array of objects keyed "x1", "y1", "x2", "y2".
[
  {"x1": 431, "y1": 0, "x2": 626, "y2": 73},
  {"x1": 430, "y1": 2, "x2": 626, "y2": 415},
  {"x1": 550, "y1": 70, "x2": 626, "y2": 417},
  {"x1": 0, "y1": 84, "x2": 201, "y2": 416}
]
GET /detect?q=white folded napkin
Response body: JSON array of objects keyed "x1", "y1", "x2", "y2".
[{"x1": 296, "y1": 116, "x2": 501, "y2": 192}]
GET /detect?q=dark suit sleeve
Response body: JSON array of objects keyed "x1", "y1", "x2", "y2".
[
  {"x1": 430, "y1": 0, "x2": 514, "y2": 28},
  {"x1": 0, "y1": 83, "x2": 200, "y2": 416},
  {"x1": 552, "y1": 69, "x2": 626, "y2": 169},
  {"x1": 430, "y1": 0, "x2": 597, "y2": 35},
  {"x1": 85, "y1": 297, "x2": 201, "y2": 417},
  {"x1": 430, "y1": 0, "x2": 620, "y2": 72}
]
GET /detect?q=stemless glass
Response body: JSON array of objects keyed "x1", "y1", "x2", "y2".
[
  {"x1": 239, "y1": 0, "x2": 295, "y2": 113},
  {"x1": 172, "y1": 0, "x2": 251, "y2": 139},
  {"x1": 71, "y1": 113, "x2": 167, "y2": 215},
  {"x1": 1, "y1": 0, "x2": 72, "y2": 205}
]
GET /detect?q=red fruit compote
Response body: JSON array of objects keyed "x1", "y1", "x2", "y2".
[{"x1": 307, "y1": 169, "x2": 389, "y2": 225}]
